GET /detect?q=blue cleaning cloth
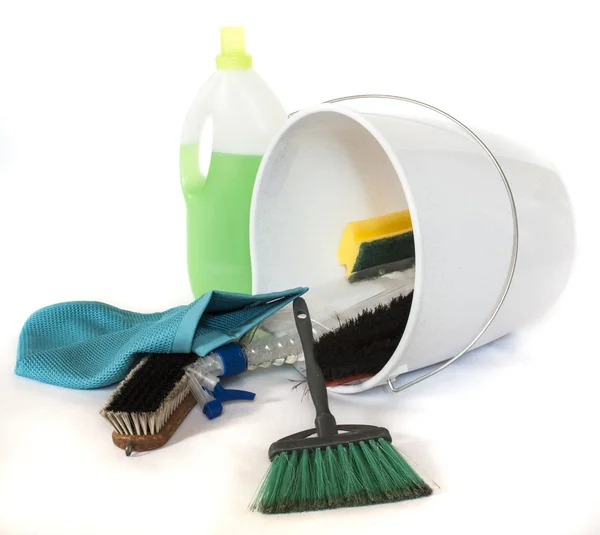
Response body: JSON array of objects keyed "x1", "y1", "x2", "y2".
[{"x1": 15, "y1": 288, "x2": 306, "y2": 389}]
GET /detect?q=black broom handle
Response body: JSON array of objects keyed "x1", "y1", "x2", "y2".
[{"x1": 293, "y1": 298, "x2": 338, "y2": 437}]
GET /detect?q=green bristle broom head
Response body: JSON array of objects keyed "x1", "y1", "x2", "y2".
[{"x1": 250, "y1": 438, "x2": 432, "y2": 514}]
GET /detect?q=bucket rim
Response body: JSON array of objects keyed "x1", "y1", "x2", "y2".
[{"x1": 250, "y1": 104, "x2": 425, "y2": 393}]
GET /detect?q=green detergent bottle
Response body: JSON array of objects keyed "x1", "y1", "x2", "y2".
[{"x1": 180, "y1": 27, "x2": 286, "y2": 297}]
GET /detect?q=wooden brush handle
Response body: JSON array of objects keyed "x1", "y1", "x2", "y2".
[{"x1": 111, "y1": 393, "x2": 196, "y2": 455}]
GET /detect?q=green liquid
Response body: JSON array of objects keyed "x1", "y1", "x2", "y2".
[{"x1": 180, "y1": 144, "x2": 262, "y2": 297}]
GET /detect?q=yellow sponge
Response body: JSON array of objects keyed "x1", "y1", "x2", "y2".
[{"x1": 337, "y1": 210, "x2": 414, "y2": 278}]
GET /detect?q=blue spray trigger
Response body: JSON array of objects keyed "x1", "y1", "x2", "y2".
[
  {"x1": 212, "y1": 382, "x2": 255, "y2": 402},
  {"x1": 202, "y1": 399, "x2": 223, "y2": 420}
]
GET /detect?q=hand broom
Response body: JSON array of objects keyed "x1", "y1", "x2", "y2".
[{"x1": 250, "y1": 297, "x2": 432, "y2": 514}]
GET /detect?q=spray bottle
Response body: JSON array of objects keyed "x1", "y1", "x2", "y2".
[
  {"x1": 180, "y1": 27, "x2": 286, "y2": 296},
  {"x1": 185, "y1": 266, "x2": 415, "y2": 422}
]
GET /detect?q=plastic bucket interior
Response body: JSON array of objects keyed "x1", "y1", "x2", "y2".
[{"x1": 250, "y1": 99, "x2": 575, "y2": 393}]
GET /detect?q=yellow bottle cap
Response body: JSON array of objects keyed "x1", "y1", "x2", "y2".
[{"x1": 216, "y1": 27, "x2": 253, "y2": 70}]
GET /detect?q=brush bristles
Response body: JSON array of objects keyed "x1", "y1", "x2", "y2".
[
  {"x1": 100, "y1": 358, "x2": 192, "y2": 436},
  {"x1": 250, "y1": 438, "x2": 432, "y2": 514},
  {"x1": 315, "y1": 292, "x2": 414, "y2": 383}
]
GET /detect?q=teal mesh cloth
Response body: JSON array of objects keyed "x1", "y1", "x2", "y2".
[{"x1": 16, "y1": 288, "x2": 306, "y2": 389}]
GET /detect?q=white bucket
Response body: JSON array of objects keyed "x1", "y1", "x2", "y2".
[{"x1": 250, "y1": 97, "x2": 575, "y2": 393}]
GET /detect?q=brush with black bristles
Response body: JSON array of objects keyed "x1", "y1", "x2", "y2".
[
  {"x1": 250, "y1": 297, "x2": 432, "y2": 514},
  {"x1": 241, "y1": 268, "x2": 415, "y2": 386},
  {"x1": 100, "y1": 353, "x2": 198, "y2": 456},
  {"x1": 316, "y1": 290, "x2": 413, "y2": 385}
]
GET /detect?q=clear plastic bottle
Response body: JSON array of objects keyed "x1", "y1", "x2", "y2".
[{"x1": 180, "y1": 27, "x2": 287, "y2": 297}]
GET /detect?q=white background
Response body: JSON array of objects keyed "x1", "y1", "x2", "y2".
[{"x1": 1, "y1": 1, "x2": 599, "y2": 533}]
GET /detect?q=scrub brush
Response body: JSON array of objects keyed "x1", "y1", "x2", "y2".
[
  {"x1": 239, "y1": 269, "x2": 414, "y2": 385},
  {"x1": 338, "y1": 209, "x2": 414, "y2": 281},
  {"x1": 250, "y1": 297, "x2": 432, "y2": 514},
  {"x1": 316, "y1": 290, "x2": 413, "y2": 385},
  {"x1": 100, "y1": 353, "x2": 198, "y2": 455},
  {"x1": 101, "y1": 348, "x2": 255, "y2": 454},
  {"x1": 245, "y1": 291, "x2": 413, "y2": 385}
]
